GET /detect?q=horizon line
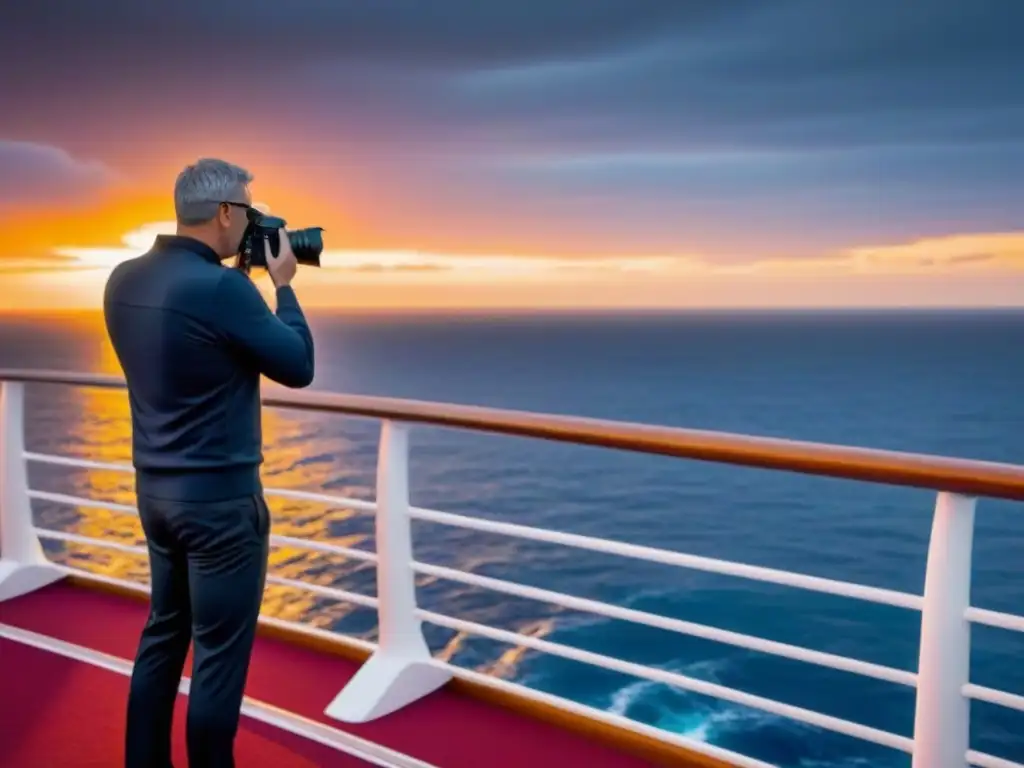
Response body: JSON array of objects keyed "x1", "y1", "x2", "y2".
[{"x1": 4, "y1": 305, "x2": 1024, "y2": 318}]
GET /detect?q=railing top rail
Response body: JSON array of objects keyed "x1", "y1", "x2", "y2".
[{"x1": 5, "y1": 367, "x2": 1024, "y2": 501}]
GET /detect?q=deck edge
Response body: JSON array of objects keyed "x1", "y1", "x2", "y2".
[
  {"x1": 65, "y1": 572, "x2": 738, "y2": 768},
  {"x1": 0, "y1": 621, "x2": 437, "y2": 768}
]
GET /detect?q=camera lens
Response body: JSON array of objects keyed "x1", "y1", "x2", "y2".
[{"x1": 287, "y1": 227, "x2": 324, "y2": 266}]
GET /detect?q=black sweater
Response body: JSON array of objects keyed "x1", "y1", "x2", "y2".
[{"x1": 103, "y1": 234, "x2": 314, "y2": 501}]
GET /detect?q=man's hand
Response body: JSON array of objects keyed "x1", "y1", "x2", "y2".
[{"x1": 266, "y1": 228, "x2": 298, "y2": 288}]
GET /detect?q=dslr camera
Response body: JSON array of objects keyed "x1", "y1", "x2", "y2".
[{"x1": 236, "y1": 207, "x2": 324, "y2": 275}]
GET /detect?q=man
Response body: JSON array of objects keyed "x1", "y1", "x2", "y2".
[{"x1": 103, "y1": 158, "x2": 315, "y2": 768}]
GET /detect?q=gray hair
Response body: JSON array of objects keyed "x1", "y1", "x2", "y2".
[{"x1": 174, "y1": 158, "x2": 253, "y2": 225}]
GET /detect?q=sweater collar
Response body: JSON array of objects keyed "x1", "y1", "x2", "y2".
[{"x1": 153, "y1": 234, "x2": 222, "y2": 264}]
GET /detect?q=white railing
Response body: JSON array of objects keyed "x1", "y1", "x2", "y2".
[{"x1": 2, "y1": 371, "x2": 1024, "y2": 768}]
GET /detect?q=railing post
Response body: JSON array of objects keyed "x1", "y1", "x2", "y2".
[
  {"x1": 0, "y1": 381, "x2": 63, "y2": 601},
  {"x1": 912, "y1": 491, "x2": 975, "y2": 768},
  {"x1": 324, "y1": 420, "x2": 451, "y2": 722}
]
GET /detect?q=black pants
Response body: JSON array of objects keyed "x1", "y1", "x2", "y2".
[{"x1": 125, "y1": 493, "x2": 269, "y2": 768}]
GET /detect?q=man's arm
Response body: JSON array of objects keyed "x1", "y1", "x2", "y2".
[{"x1": 213, "y1": 269, "x2": 315, "y2": 388}]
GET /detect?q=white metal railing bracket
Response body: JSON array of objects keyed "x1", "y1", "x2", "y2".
[
  {"x1": 0, "y1": 381, "x2": 64, "y2": 601},
  {"x1": 324, "y1": 421, "x2": 452, "y2": 722}
]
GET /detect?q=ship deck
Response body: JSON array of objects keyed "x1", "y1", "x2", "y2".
[
  {"x1": 0, "y1": 577, "x2": 719, "y2": 768},
  {"x1": 8, "y1": 371, "x2": 1024, "y2": 767}
]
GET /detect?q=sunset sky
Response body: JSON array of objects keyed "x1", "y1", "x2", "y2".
[{"x1": 2, "y1": 1, "x2": 1023, "y2": 311}]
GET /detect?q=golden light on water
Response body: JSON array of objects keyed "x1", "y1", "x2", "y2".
[{"x1": 48, "y1": 322, "x2": 147, "y2": 583}]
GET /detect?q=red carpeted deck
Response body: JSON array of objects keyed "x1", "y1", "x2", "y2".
[
  {"x1": 0, "y1": 638, "x2": 367, "y2": 767},
  {"x1": 0, "y1": 580, "x2": 663, "y2": 768}
]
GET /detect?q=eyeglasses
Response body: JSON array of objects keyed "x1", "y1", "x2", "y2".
[{"x1": 217, "y1": 200, "x2": 259, "y2": 221}]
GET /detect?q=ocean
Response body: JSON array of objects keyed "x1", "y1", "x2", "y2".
[{"x1": 2, "y1": 309, "x2": 1023, "y2": 767}]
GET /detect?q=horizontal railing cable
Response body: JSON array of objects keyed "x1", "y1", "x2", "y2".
[
  {"x1": 967, "y1": 750, "x2": 1024, "y2": 768},
  {"x1": 35, "y1": 530, "x2": 378, "y2": 609},
  {"x1": 415, "y1": 608, "x2": 913, "y2": 752},
  {"x1": 412, "y1": 560, "x2": 917, "y2": 686},
  {"x1": 25, "y1": 452, "x2": 378, "y2": 512},
  {"x1": 963, "y1": 684, "x2": 1024, "y2": 714},
  {"x1": 965, "y1": 606, "x2": 1024, "y2": 634},
  {"x1": 409, "y1": 506, "x2": 922, "y2": 609},
  {"x1": 27, "y1": 489, "x2": 376, "y2": 563}
]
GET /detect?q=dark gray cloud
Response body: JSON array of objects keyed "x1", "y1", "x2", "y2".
[
  {"x1": 1, "y1": 0, "x2": 1022, "y2": 254},
  {"x1": 6, "y1": 1, "x2": 1017, "y2": 144},
  {"x1": 0, "y1": 2, "x2": 733, "y2": 73},
  {"x1": 0, "y1": 141, "x2": 115, "y2": 207}
]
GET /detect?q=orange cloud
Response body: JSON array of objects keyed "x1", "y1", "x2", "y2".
[
  {"x1": 5, "y1": 212, "x2": 1024, "y2": 313},
  {"x1": 845, "y1": 232, "x2": 1024, "y2": 272},
  {"x1": 43, "y1": 220, "x2": 692, "y2": 279},
  {"x1": 29, "y1": 221, "x2": 1024, "y2": 283}
]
